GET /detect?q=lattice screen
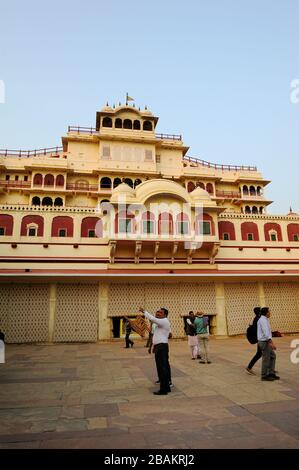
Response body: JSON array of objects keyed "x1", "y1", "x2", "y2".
[
  {"x1": 53, "y1": 283, "x2": 98, "y2": 342},
  {"x1": 108, "y1": 282, "x2": 216, "y2": 337},
  {"x1": 0, "y1": 284, "x2": 49, "y2": 343},
  {"x1": 225, "y1": 282, "x2": 260, "y2": 335},
  {"x1": 263, "y1": 282, "x2": 299, "y2": 333}
]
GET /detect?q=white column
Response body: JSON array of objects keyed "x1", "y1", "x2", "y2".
[
  {"x1": 98, "y1": 282, "x2": 111, "y2": 340},
  {"x1": 214, "y1": 282, "x2": 228, "y2": 336},
  {"x1": 48, "y1": 283, "x2": 57, "y2": 342}
]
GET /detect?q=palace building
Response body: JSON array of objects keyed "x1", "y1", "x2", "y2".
[{"x1": 0, "y1": 102, "x2": 298, "y2": 343}]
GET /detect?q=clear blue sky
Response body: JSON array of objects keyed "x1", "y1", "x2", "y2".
[{"x1": 1, "y1": 0, "x2": 298, "y2": 213}]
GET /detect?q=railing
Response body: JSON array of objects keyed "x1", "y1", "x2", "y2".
[
  {"x1": 68, "y1": 126, "x2": 98, "y2": 135},
  {"x1": 66, "y1": 183, "x2": 99, "y2": 192},
  {"x1": 215, "y1": 190, "x2": 241, "y2": 198},
  {"x1": 0, "y1": 180, "x2": 31, "y2": 189},
  {"x1": 0, "y1": 147, "x2": 63, "y2": 157},
  {"x1": 156, "y1": 133, "x2": 182, "y2": 141},
  {"x1": 183, "y1": 156, "x2": 257, "y2": 171}
]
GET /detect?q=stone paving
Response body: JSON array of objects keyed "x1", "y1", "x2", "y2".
[{"x1": 0, "y1": 336, "x2": 299, "y2": 449}]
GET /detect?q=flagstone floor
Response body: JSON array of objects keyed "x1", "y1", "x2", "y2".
[{"x1": 0, "y1": 336, "x2": 299, "y2": 449}]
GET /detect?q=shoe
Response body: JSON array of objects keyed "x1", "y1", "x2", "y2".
[
  {"x1": 169, "y1": 382, "x2": 173, "y2": 388},
  {"x1": 153, "y1": 391, "x2": 168, "y2": 395},
  {"x1": 207, "y1": 360, "x2": 212, "y2": 364},
  {"x1": 246, "y1": 367, "x2": 255, "y2": 375},
  {"x1": 192, "y1": 358, "x2": 196, "y2": 360},
  {"x1": 130, "y1": 342, "x2": 134, "y2": 348},
  {"x1": 199, "y1": 360, "x2": 206, "y2": 364},
  {"x1": 197, "y1": 355, "x2": 202, "y2": 359},
  {"x1": 269, "y1": 374, "x2": 280, "y2": 380},
  {"x1": 261, "y1": 376, "x2": 275, "y2": 381}
]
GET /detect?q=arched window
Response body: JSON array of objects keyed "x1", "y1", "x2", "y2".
[
  {"x1": 133, "y1": 120, "x2": 141, "y2": 130},
  {"x1": 196, "y1": 182, "x2": 205, "y2": 189},
  {"x1": 102, "y1": 117, "x2": 112, "y2": 128},
  {"x1": 287, "y1": 223, "x2": 299, "y2": 242},
  {"x1": 56, "y1": 175, "x2": 64, "y2": 187},
  {"x1": 243, "y1": 185, "x2": 249, "y2": 195},
  {"x1": 44, "y1": 174, "x2": 54, "y2": 186},
  {"x1": 81, "y1": 217, "x2": 102, "y2": 238},
  {"x1": 249, "y1": 185, "x2": 256, "y2": 196},
  {"x1": 206, "y1": 183, "x2": 214, "y2": 195},
  {"x1": 21, "y1": 215, "x2": 44, "y2": 236},
  {"x1": 218, "y1": 221, "x2": 236, "y2": 240},
  {"x1": 0, "y1": 214, "x2": 14, "y2": 236},
  {"x1": 245, "y1": 206, "x2": 251, "y2": 214},
  {"x1": 115, "y1": 211, "x2": 134, "y2": 234},
  {"x1": 252, "y1": 206, "x2": 258, "y2": 214},
  {"x1": 143, "y1": 120, "x2": 152, "y2": 131},
  {"x1": 113, "y1": 178, "x2": 122, "y2": 188},
  {"x1": 123, "y1": 119, "x2": 132, "y2": 129},
  {"x1": 33, "y1": 173, "x2": 43, "y2": 186},
  {"x1": 241, "y1": 222, "x2": 259, "y2": 241},
  {"x1": 187, "y1": 181, "x2": 195, "y2": 193},
  {"x1": 100, "y1": 177, "x2": 112, "y2": 189},
  {"x1": 158, "y1": 213, "x2": 173, "y2": 235},
  {"x1": 51, "y1": 216, "x2": 74, "y2": 237},
  {"x1": 142, "y1": 211, "x2": 155, "y2": 234},
  {"x1": 134, "y1": 178, "x2": 142, "y2": 188},
  {"x1": 32, "y1": 196, "x2": 40, "y2": 206},
  {"x1": 42, "y1": 197, "x2": 53, "y2": 206},
  {"x1": 124, "y1": 178, "x2": 133, "y2": 188},
  {"x1": 54, "y1": 197, "x2": 63, "y2": 207},
  {"x1": 176, "y1": 213, "x2": 190, "y2": 235},
  {"x1": 195, "y1": 213, "x2": 215, "y2": 235},
  {"x1": 257, "y1": 186, "x2": 262, "y2": 196},
  {"x1": 115, "y1": 118, "x2": 122, "y2": 128}
]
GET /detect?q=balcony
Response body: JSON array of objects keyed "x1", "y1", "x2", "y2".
[
  {"x1": 0, "y1": 180, "x2": 31, "y2": 190},
  {"x1": 155, "y1": 133, "x2": 182, "y2": 141},
  {"x1": 66, "y1": 183, "x2": 99, "y2": 192},
  {"x1": 215, "y1": 190, "x2": 241, "y2": 199},
  {"x1": 67, "y1": 126, "x2": 98, "y2": 135},
  {"x1": 0, "y1": 147, "x2": 63, "y2": 158}
]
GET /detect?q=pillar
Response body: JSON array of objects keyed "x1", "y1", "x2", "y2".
[
  {"x1": 214, "y1": 282, "x2": 228, "y2": 337},
  {"x1": 48, "y1": 283, "x2": 57, "y2": 342},
  {"x1": 98, "y1": 282, "x2": 111, "y2": 340},
  {"x1": 258, "y1": 281, "x2": 266, "y2": 307}
]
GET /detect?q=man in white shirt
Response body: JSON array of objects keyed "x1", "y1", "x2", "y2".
[
  {"x1": 257, "y1": 307, "x2": 280, "y2": 381},
  {"x1": 139, "y1": 307, "x2": 172, "y2": 395}
]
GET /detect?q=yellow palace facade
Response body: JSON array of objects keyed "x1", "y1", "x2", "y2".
[{"x1": 0, "y1": 103, "x2": 298, "y2": 343}]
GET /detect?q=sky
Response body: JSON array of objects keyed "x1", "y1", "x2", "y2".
[{"x1": 0, "y1": 0, "x2": 298, "y2": 214}]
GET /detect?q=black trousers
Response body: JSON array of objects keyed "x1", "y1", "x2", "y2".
[
  {"x1": 247, "y1": 344, "x2": 262, "y2": 369},
  {"x1": 154, "y1": 343, "x2": 171, "y2": 392},
  {"x1": 125, "y1": 333, "x2": 133, "y2": 348}
]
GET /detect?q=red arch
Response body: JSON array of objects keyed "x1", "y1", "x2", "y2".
[
  {"x1": 264, "y1": 223, "x2": 282, "y2": 241},
  {"x1": 195, "y1": 213, "x2": 215, "y2": 235},
  {"x1": 21, "y1": 215, "x2": 44, "y2": 236},
  {"x1": 44, "y1": 174, "x2": 54, "y2": 186},
  {"x1": 0, "y1": 214, "x2": 14, "y2": 236},
  {"x1": 33, "y1": 173, "x2": 43, "y2": 186},
  {"x1": 51, "y1": 216, "x2": 73, "y2": 237},
  {"x1": 187, "y1": 181, "x2": 195, "y2": 193},
  {"x1": 206, "y1": 183, "x2": 214, "y2": 195},
  {"x1": 81, "y1": 217, "x2": 102, "y2": 237},
  {"x1": 56, "y1": 175, "x2": 65, "y2": 186},
  {"x1": 218, "y1": 221, "x2": 236, "y2": 240},
  {"x1": 241, "y1": 222, "x2": 259, "y2": 241},
  {"x1": 287, "y1": 223, "x2": 299, "y2": 241},
  {"x1": 115, "y1": 211, "x2": 135, "y2": 233}
]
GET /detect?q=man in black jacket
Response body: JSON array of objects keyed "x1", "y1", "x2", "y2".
[{"x1": 246, "y1": 307, "x2": 262, "y2": 375}]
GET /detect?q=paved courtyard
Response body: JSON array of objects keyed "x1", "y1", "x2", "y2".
[{"x1": 0, "y1": 336, "x2": 299, "y2": 449}]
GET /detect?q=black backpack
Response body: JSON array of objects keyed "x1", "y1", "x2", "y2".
[{"x1": 246, "y1": 317, "x2": 258, "y2": 344}]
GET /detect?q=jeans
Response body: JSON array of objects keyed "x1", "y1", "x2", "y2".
[
  {"x1": 198, "y1": 334, "x2": 210, "y2": 362},
  {"x1": 258, "y1": 340, "x2": 276, "y2": 378}
]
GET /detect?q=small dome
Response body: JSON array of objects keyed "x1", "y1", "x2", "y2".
[
  {"x1": 190, "y1": 186, "x2": 211, "y2": 200},
  {"x1": 110, "y1": 183, "x2": 135, "y2": 203}
]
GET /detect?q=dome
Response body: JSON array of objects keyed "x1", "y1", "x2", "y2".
[
  {"x1": 110, "y1": 183, "x2": 135, "y2": 203},
  {"x1": 190, "y1": 186, "x2": 211, "y2": 201}
]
